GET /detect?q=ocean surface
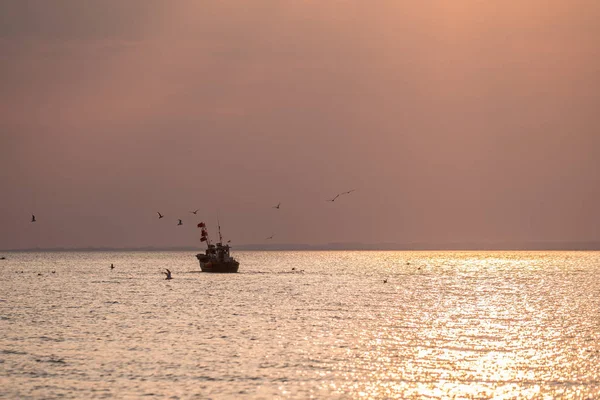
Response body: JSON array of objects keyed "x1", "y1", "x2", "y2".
[{"x1": 1, "y1": 251, "x2": 599, "y2": 399}]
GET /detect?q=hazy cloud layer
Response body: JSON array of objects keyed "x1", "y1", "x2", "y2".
[{"x1": 2, "y1": 1, "x2": 599, "y2": 249}]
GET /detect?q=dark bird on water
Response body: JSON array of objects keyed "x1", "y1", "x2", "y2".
[
  {"x1": 110, "y1": 263, "x2": 114, "y2": 270},
  {"x1": 157, "y1": 212, "x2": 164, "y2": 219},
  {"x1": 265, "y1": 234, "x2": 275, "y2": 240},
  {"x1": 190, "y1": 209, "x2": 199, "y2": 215},
  {"x1": 177, "y1": 219, "x2": 183, "y2": 226},
  {"x1": 383, "y1": 278, "x2": 388, "y2": 283},
  {"x1": 31, "y1": 214, "x2": 36, "y2": 222},
  {"x1": 164, "y1": 269, "x2": 172, "y2": 280},
  {"x1": 273, "y1": 202, "x2": 281, "y2": 209},
  {"x1": 327, "y1": 189, "x2": 356, "y2": 202}
]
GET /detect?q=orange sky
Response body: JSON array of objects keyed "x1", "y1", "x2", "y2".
[{"x1": 1, "y1": 1, "x2": 599, "y2": 249}]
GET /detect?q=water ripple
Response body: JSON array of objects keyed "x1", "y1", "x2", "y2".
[{"x1": 1, "y1": 250, "x2": 599, "y2": 398}]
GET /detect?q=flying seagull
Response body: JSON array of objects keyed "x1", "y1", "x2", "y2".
[
  {"x1": 164, "y1": 269, "x2": 172, "y2": 280},
  {"x1": 272, "y1": 202, "x2": 281, "y2": 209},
  {"x1": 157, "y1": 212, "x2": 164, "y2": 219},
  {"x1": 177, "y1": 219, "x2": 183, "y2": 226},
  {"x1": 327, "y1": 189, "x2": 356, "y2": 202},
  {"x1": 190, "y1": 209, "x2": 199, "y2": 215},
  {"x1": 31, "y1": 214, "x2": 36, "y2": 222},
  {"x1": 265, "y1": 234, "x2": 275, "y2": 240}
]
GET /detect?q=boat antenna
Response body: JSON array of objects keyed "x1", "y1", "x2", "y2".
[{"x1": 217, "y1": 215, "x2": 223, "y2": 244}]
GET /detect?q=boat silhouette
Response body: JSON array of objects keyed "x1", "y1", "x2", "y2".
[{"x1": 195, "y1": 221, "x2": 239, "y2": 273}]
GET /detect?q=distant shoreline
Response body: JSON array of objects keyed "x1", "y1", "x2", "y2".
[{"x1": 2, "y1": 242, "x2": 600, "y2": 252}]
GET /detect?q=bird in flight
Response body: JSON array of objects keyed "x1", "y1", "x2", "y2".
[
  {"x1": 272, "y1": 202, "x2": 281, "y2": 209},
  {"x1": 327, "y1": 189, "x2": 356, "y2": 202},
  {"x1": 190, "y1": 209, "x2": 199, "y2": 215},
  {"x1": 157, "y1": 212, "x2": 164, "y2": 219},
  {"x1": 164, "y1": 269, "x2": 172, "y2": 280},
  {"x1": 31, "y1": 214, "x2": 36, "y2": 222},
  {"x1": 265, "y1": 234, "x2": 275, "y2": 240},
  {"x1": 177, "y1": 219, "x2": 183, "y2": 226}
]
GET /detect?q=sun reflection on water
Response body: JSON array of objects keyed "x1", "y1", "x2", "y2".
[{"x1": 320, "y1": 252, "x2": 600, "y2": 399}]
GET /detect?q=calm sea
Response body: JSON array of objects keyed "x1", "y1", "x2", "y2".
[{"x1": 1, "y1": 251, "x2": 599, "y2": 399}]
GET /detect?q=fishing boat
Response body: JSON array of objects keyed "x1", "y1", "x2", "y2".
[{"x1": 195, "y1": 222, "x2": 239, "y2": 273}]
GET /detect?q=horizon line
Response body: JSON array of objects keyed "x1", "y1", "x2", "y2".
[{"x1": 3, "y1": 241, "x2": 600, "y2": 252}]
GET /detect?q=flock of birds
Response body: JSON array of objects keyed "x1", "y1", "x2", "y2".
[
  {"x1": 18, "y1": 187, "x2": 406, "y2": 284},
  {"x1": 28, "y1": 190, "x2": 356, "y2": 238},
  {"x1": 150, "y1": 189, "x2": 356, "y2": 241},
  {"x1": 22, "y1": 189, "x2": 358, "y2": 281}
]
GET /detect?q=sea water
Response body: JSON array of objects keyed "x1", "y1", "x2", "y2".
[{"x1": 1, "y1": 251, "x2": 599, "y2": 399}]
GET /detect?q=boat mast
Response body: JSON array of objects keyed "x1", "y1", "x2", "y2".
[{"x1": 217, "y1": 216, "x2": 223, "y2": 244}]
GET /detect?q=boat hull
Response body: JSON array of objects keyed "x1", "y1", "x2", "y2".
[{"x1": 196, "y1": 254, "x2": 239, "y2": 273}]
